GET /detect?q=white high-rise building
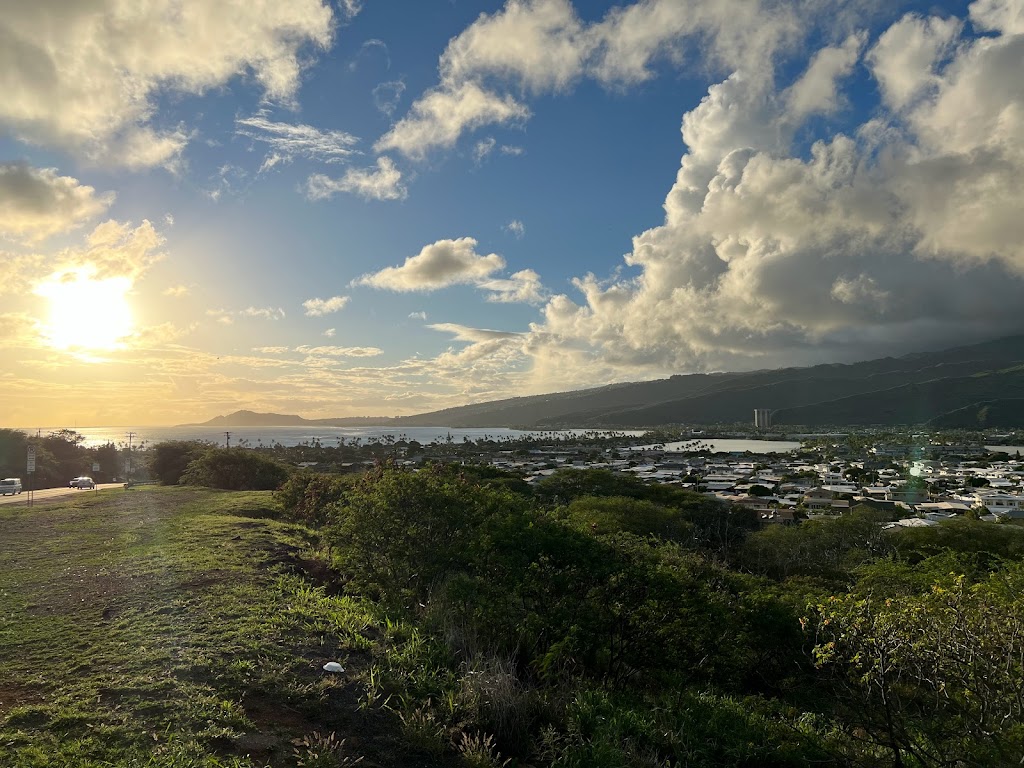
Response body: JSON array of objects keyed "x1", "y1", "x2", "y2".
[{"x1": 754, "y1": 409, "x2": 772, "y2": 429}]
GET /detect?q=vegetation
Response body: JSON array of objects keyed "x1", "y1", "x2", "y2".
[
  {"x1": 4, "y1": 464, "x2": 1024, "y2": 766},
  {"x1": 0, "y1": 428, "x2": 122, "y2": 488},
  {"x1": 179, "y1": 448, "x2": 290, "y2": 491}
]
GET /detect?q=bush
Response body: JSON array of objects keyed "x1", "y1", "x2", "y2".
[
  {"x1": 179, "y1": 449, "x2": 290, "y2": 490},
  {"x1": 326, "y1": 463, "x2": 526, "y2": 606},
  {"x1": 276, "y1": 471, "x2": 354, "y2": 526}
]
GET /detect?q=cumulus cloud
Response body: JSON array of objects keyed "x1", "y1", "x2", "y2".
[
  {"x1": 516, "y1": 0, "x2": 1024, "y2": 384},
  {"x1": 306, "y1": 157, "x2": 407, "y2": 201},
  {"x1": 357, "y1": 237, "x2": 505, "y2": 291},
  {"x1": 302, "y1": 295, "x2": 350, "y2": 316},
  {"x1": 0, "y1": 164, "x2": 114, "y2": 243},
  {"x1": 324, "y1": 327, "x2": 337, "y2": 337},
  {"x1": 0, "y1": 0, "x2": 336, "y2": 165},
  {"x1": 785, "y1": 33, "x2": 866, "y2": 119},
  {"x1": 379, "y1": 0, "x2": 806, "y2": 159},
  {"x1": 867, "y1": 15, "x2": 961, "y2": 111},
  {"x1": 236, "y1": 113, "x2": 360, "y2": 170}
]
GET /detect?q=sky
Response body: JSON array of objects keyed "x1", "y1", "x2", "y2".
[{"x1": 2, "y1": 0, "x2": 1024, "y2": 427}]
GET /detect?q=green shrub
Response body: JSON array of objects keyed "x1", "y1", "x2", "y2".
[
  {"x1": 277, "y1": 471, "x2": 355, "y2": 526},
  {"x1": 179, "y1": 449, "x2": 290, "y2": 490}
]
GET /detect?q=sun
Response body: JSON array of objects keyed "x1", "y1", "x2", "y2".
[{"x1": 36, "y1": 272, "x2": 135, "y2": 351}]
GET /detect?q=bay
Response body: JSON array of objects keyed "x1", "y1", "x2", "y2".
[
  {"x1": 19, "y1": 425, "x2": 646, "y2": 449},
  {"x1": 633, "y1": 438, "x2": 803, "y2": 454}
]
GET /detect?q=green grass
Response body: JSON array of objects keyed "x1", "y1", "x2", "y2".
[{"x1": 0, "y1": 487, "x2": 432, "y2": 768}]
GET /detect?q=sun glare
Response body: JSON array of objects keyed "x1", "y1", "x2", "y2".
[{"x1": 36, "y1": 273, "x2": 135, "y2": 351}]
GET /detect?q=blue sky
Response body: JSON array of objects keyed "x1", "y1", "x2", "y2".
[{"x1": 2, "y1": 0, "x2": 1022, "y2": 426}]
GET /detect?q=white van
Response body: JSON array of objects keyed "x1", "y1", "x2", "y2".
[{"x1": 0, "y1": 478, "x2": 23, "y2": 495}]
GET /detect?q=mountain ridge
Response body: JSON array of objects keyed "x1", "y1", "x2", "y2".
[{"x1": 181, "y1": 334, "x2": 1024, "y2": 429}]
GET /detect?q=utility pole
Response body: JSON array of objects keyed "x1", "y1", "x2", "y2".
[
  {"x1": 225, "y1": 431, "x2": 231, "y2": 449},
  {"x1": 126, "y1": 431, "x2": 136, "y2": 486}
]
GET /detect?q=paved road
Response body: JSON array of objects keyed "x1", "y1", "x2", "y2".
[{"x1": 0, "y1": 483, "x2": 125, "y2": 506}]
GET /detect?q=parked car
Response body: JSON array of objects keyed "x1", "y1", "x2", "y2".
[
  {"x1": 70, "y1": 476, "x2": 96, "y2": 489},
  {"x1": 0, "y1": 478, "x2": 22, "y2": 495}
]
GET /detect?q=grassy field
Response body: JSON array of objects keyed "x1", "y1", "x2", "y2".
[{"x1": 0, "y1": 486, "x2": 449, "y2": 768}]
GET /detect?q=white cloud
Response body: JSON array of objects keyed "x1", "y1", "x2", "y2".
[
  {"x1": 479, "y1": 269, "x2": 546, "y2": 304},
  {"x1": 1, "y1": 217, "x2": 165, "y2": 302},
  {"x1": 252, "y1": 343, "x2": 382, "y2": 358},
  {"x1": 785, "y1": 33, "x2": 865, "y2": 119},
  {"x1": 236, "y1": 113, "x2": 360, "y2": 170},
  {"x1": 375, "y1": 82, "x2": 530, "y2": 160},
  {"x1": 302, "y1": 295, "x2": 350, "y2": 316},
  {"x1": 408, "y1": 311, "x2": 428, "y2": 320},
  {"x1": 204, "y1": 164, "x2": 250, "y2": 202},
  {"x1": 350, "y1": 39, "x2": 390, "y2": 72},
  {"x1": 66, "y1": 220, "x2": 166, "y2": 282},
  {"x1": 208, "y1": 306, "x2": 286, "y2": 324},
  {"x1": 0, "y1": 253, "x2": 44, "y2": 296},
  {"x1": 441, "y1": 0, "x2": 588, "y2": 92},
  {"x1": 428, "y1": 323, "x2": 523, "y2": 342},
  {"x1": 0, "y1": 0, "x2": 337, "y2": 166},
  {"x1": 504, "y1": 219, "x2": 525, "y2": 238},
  {"x1": 306, "y1": 157, "x2": 407, "y2": 201},
  {"x1": 0, "y1": 164, "x2": 114, "y2": 243},
  {"x1": 163, "y1": 284, "x2": 190, "y2": 297},
  {"x1": 969, "y1": 0, "x2": 1024, "y2": 34},
  {"x1": 514, "y1": 2, "x2": 1024, "y2": 384},
  {"x1": 473, "y1": 138, "x2": 497, "y2": 164},
  {"x1": 381, "y1": 0, "x2": 804, "y2": 159},
  {"x1": 295, "y1": 345, "x2": 383, "y2": 357},
  {"x1": 867, "y1": 14, "x2": 961, "y2": 111},
  {"x1": 324, "y1": 327, "x2": 336, "y2": 337},
  {"x1": 427, "y1": 322, "x2": 528, "y2": 377},
  {"x1": 373, "y1": 80, "x2": 406, "y2": 116},
  {"x1": 357, "y1": 237, "x2": 505, "y2": 291}
]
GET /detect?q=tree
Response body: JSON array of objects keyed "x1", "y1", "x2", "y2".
[
  {"x1": 0, "y1": 428, "x2": 29, "y2": 479},
  {"x1": 810, "y1": 567, "x2": 1024, "y2": 766},
  {"x1": 149, "y1": 440, "x2": 209, "y2": 485}
]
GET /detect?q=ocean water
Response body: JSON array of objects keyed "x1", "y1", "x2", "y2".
[{"x1": 20, "y1": 425, "x2": 646, "y2": 449}]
